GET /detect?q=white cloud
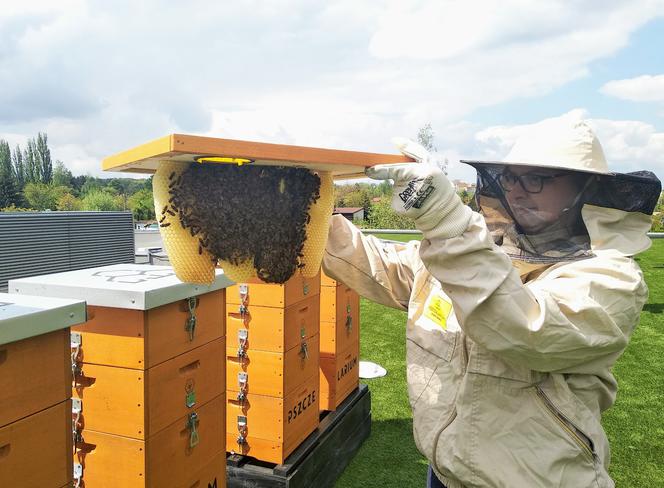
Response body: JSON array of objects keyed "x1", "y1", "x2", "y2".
[
  {"x1": 0, "y1": 0, "x2": 663, "y2": 179},
  {"x1": 601, "y1": 74, "x2": 664, "y2": 102}
]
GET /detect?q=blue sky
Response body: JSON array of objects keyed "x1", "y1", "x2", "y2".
[{"x1": 0, "y1": 1, "x2": 663, "y2": 184}]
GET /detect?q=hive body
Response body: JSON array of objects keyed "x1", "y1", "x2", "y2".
[
  {"x1": 319, "y1": 272, "x2": 361, "y2": 411},
  {"x1": 225, "y1": 273, "x2": 321, "y2": 464}
]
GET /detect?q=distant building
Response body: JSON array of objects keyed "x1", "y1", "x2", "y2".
[
  {"x1": 333, "y1": 207, "x2": 364, "y2": 221},
  {"x1": 453, "y1": 180, "x2": 476, "y2": 194}
]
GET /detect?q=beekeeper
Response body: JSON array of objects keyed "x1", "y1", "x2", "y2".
[{"x1": 322, "y1": 120, "x2": 661, "y2": 488}]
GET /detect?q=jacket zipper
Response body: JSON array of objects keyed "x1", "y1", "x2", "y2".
[
  {"x1": 431, "y1": 408, "x2": 458, "y2": 477},
  {"x1": 460, "y1": 335, "x2": 469, "y2": 374},
  {"x1": 535, "y1": 387, "x2": 595, "y2": 460}
]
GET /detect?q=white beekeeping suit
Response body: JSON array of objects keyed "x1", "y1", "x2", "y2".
[{"x1": 323, "y1": 120, "x2": 661, "y2": 488}]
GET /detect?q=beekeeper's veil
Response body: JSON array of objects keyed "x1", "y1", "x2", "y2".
[{"x1": 461, "y1": 120, "x2": 661, "y2": 269}]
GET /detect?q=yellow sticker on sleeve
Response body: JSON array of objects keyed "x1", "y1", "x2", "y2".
[{"x1": 424, "y1": 294, "x2": 453, "y2": 330}]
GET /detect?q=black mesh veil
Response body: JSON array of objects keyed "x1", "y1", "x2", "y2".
[{"x1": 466, "y1": 163, "x2": 661, "y2": 265}]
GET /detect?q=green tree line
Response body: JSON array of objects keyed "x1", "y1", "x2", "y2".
[{"x1": 0, "y1": 133, "x2": 155, "y2": 221}]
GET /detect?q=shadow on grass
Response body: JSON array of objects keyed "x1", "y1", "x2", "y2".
[
  {"x1": 334, "y1": 418, "x2": 428, "y2": 488},
  {"x1": 642, "y1": 303, "x2": 664, "y2": 313}
]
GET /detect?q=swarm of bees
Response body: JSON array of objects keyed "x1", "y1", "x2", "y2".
[{"x1": 163, "y1": 163, "x2": 321, "y2": 284}]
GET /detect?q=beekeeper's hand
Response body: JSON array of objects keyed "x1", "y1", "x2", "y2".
[{"x1": 366, "y1": 138, "x2": 472, "y2": 239}]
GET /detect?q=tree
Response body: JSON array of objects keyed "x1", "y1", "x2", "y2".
[
  {"x1": 417, "y1": 123, "x2": 448, "y2": 173},
  {"x1": 417, "y1": 123, "x2": 436, "y2": 152},
  {"x1": 24, "y1": 140, "x2": 38, "y2": 184},
  {"x1": 12, "y1": 144, "x2": 25, "y2": 189},
  {"x1": 23, "y1": 183, "x2": 69, "y2": 210},
  {"x1": 0, "y1": 140, "x2": 19, "y2": 207},
  {"x1": 80, "y1": 177, "x2": 103, "y2": 196},
  {"x1": 128, "y1": 188, "x2": 155, "y2": 221},
  {"x1": 82, "y1": 189, "x2": 124, "y2": 211},
  {"x1": 52, "y1": 160, "x2": 73, "y2": 187},
  {"x1": 367, "y1": 199, "x2": 416, "y2": 229},
  {"x1": 56, "y1": 193, "x2": 83, "y2": 211},
  {"x1": 35, "y1": 132, "x2": 52, "y2": 184}
]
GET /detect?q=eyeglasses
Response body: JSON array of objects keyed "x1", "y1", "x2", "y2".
[{"x1": 497, "y1": 170, "x2": 571, "y2": 194}]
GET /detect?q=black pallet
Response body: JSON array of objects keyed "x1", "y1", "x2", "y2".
[{"x1": 227, "y1": 384, "x2": 371, "y2": 488}]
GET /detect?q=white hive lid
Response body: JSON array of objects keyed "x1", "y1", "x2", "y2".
[
  {"x1": 0, "y1": 292, "x2": 86, "y2": 345},
  {"x1": 9, "y1": 264, "x2": 234, "y2": 311}
]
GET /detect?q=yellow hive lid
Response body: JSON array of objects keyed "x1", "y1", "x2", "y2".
[{"x1": 102, "y1": 133, "x2": 414, "y2": 178}]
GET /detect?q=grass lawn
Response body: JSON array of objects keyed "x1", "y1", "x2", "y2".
[{"x1": 334, "y1": 238, "x2": 664, "y2": 487}]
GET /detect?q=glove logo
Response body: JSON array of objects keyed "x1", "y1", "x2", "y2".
[{"x1": 399, "y1": 176, "x2": 435, "y2": 210}]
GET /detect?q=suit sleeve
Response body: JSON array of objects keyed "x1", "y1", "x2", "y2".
[
  {"x1": 418, "y1": 211, "x2": 647, "y2": 372},
  {"x1": 322, "y1": 215, "x2": 421, "y2": 311}
]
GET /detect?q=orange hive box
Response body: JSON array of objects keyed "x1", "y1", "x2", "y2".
[
  {"x1": 0, "y1": 293, "x2": 86, "y2": 488},
  {"x1": 10, "y1": 264, "x2": 233, "y2": 488},
  {"x1": 225, "y1": 273, "x2": 321, "y2": 464},
  {"x1": 319, "y1": 272, "x2": 361, "y2": 410}
]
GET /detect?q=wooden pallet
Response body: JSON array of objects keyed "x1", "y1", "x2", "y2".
[{"x1": 226, "y1": 384, "x2": 371, "y2": 488}]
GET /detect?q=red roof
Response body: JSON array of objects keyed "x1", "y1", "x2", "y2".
[{"x1": 334, "y1": 207, "x2": 363, "y2": 214}]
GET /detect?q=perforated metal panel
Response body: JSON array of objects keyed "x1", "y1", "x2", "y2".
[{"x1": 0, "y1": 212, "x2": 134, "y2": 292}]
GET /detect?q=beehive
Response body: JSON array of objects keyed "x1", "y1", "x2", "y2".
[
  {"x1": 0, "y1": 293, "x2": 86, "y2": 488},
  {"x1": 319, "y1": 272, "x2": 360, "y2": 411},
  {"x1": 10, "y1": 264, "x2": 233, "y2": 488},
  {"x1": 225, "y1": 273, "x2": 321, "y2": 464},
  {"x1": 102, "y1": 134, "x2": 413, "y2": 286}
]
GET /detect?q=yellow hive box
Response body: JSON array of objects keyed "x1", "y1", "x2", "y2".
[
  {"x1": 78, "y1": 290, "x2": 225, "y2": 370},
  {"x1": 73, "y1": 337, "x2": 225, "y2": 439},
  {"x1": 227, "y1": 335, "x2": 319, "y2": 399},
  {"x1": 320, "y1": 340, "x2": 360, "y2": 411},
  {"x1": 226, "y1": 294, "x2": 319, "y2": 354},
  {"x1": 319, "y1": 284, "x2": 360, "y2": 357},
  {"x1": 0, "y1": 400, "x2": 72, "y2": 488},
  {"x1": 226, "y1": 375, "x2": 319, "y2": 465},
  {"x1": 227, "y1": 272, "x2": 321, "y2": 309},
  {"x1": 74, "y1": 394, "x2": 225, "y2": 488}
]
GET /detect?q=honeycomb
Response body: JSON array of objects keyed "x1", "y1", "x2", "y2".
[
  {"x1": 153, "y1": 160, "x2": 216, "y2": 284},
  {"x1": 300, "y1": 171, "x2": 333, "y2": 277}
]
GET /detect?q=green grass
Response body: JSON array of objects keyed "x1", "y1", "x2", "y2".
[
  {"x1": 365, "y1": 232, "x2": 421, "y2": 243},
  {"x1": 334, "y1": 239, "x2": 664, "y2": 487}
]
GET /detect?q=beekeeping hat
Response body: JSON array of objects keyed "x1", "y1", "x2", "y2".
[
  {"x1": 463, "y1": 120, "x2": 611, "y2": 173},
  {"x1": 460, "y1": 119, "x2": 661, "y2": 265}
]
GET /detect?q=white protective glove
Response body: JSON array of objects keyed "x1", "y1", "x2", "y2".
[{"x1": 366, "y1": 138, "x2": 472, "y2": 240}]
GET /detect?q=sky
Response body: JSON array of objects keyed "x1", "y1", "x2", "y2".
[{"x1": 1, "y1": 0, "x2": 663, "y2": 184}]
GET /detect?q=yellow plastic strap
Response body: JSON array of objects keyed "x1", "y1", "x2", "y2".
[{"x1": 195, "y1": 156, "x2": 253, "y2": 166}]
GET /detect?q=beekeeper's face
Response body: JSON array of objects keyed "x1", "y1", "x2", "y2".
[{"x1": 499, "y1": 166, "x2": 582, "y2": 234}]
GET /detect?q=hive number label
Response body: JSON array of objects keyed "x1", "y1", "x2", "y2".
[{"x1": 287, "y1": 389, "x2": 316, "y2": 424}]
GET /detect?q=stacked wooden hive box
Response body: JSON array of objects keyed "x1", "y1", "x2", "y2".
[
  {"x1": 319, "y1": 272, "x2": 360, "y2": 411},
  {"x1": 225, "y1": 273, "x2": 321, "y2": 465},
  {"x1": 0, "y1": 293, "x2": 86, "y2": 488},
  {"x1": 10, "y1": 264, "x2": 233, "y2": 488}
]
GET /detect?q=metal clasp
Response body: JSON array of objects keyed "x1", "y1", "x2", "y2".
[
  {"x1": 237, "y1": 329, "x2": 248, "y2": 359},
  {"x1": 237, "y1": 415, "x2": 248, "y2": 446},
  {"x1": 73, "y1": 463, "x2": 83, "y2": 488},
  {"x1": 237, "y1": 372, "x2": 248, "y2": 404},
  {"x1": 70, "y1": 332, "x2": 83, "y2": 384},
  {"x1": 72, "y1": 398, "x2": 83, "y2": 449},
  {"x1": 187, "y1": 412, "x2": 200, "y2": 448},
  {"x1": 185, "y1": 297, "x2": 198, "y2": 342},
  {"x1": 299, "y1": 340, "x2": 309, "y2": 360},
  {"x1": 239, "y1": 285, "x2": 249, "y2": 322},
  {"x1": 345, "y1": 303, "x2": 353, "y2": 332}
]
